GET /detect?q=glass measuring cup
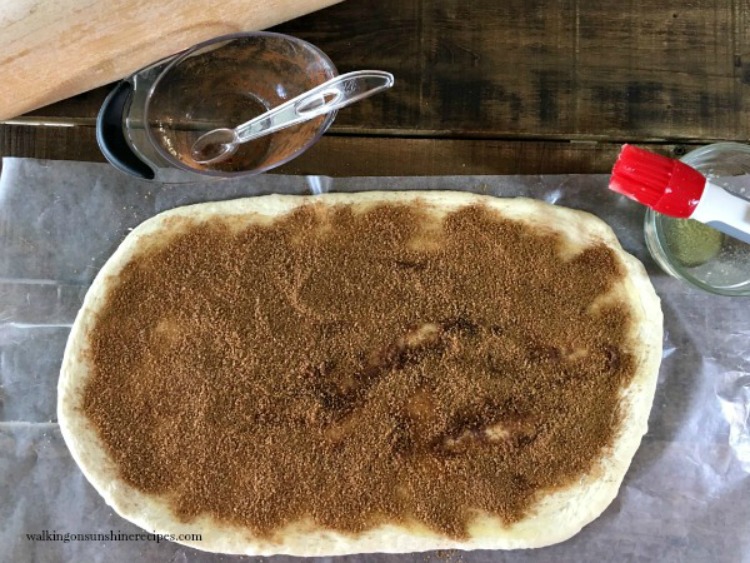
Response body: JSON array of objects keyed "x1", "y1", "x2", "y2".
[
  {"x1": 97, "y1": 32, "x2": 340, "y2": 182},
  {"x1": 191, "y1": 70, "x2": 395, "y2": 165}
]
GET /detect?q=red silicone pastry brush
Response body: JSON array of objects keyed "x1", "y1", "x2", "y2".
[{"x1": 609, "y1": 144, "x2": 750, "y2": 244}]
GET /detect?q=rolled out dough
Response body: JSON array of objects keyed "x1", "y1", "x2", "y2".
[{"x1": 58, "y1": 192, "x2": 663, "y2": 556}]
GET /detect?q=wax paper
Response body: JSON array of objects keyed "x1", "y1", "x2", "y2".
[{"x1": 0, "y1": 158, "x2": 748, "y2": 563}]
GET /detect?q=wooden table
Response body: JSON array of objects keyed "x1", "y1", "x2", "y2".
[{"x1": 2, "y1": 0, "x2": 748, "y2": 176}]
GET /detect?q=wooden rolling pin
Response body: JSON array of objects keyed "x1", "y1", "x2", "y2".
[{"x1": 0, "y1": 0, "x2": 343, "y2": 120}]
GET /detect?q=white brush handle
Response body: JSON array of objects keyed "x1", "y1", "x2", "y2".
[{"x1": 690, "y1": 181, "x2": 750, "y2": 244}]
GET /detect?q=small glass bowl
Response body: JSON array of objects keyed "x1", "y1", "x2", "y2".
[
  {"x1": 143, "y1": 32, "x2": 338, "y2": 178},
  {"x1": 644, "y1": 143, "x2": 750, "y2": 296}
]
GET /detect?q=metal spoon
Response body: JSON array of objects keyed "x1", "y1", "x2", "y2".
[{"x1": 191, "y1": 70, "x2": 395, "y2": 165}]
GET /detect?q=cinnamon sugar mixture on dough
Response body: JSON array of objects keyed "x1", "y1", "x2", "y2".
[{"x1": 82, "y1": 202, "x2": 635, "y2": 539}]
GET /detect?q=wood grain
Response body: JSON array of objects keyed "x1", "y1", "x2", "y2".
[
  {"x1": 273, "y1": 0, "x2": 750, "y2": 142},
  {"x1": 2, "y1": 0, "x2": 747, "y2": 173},
  {"x1": 0, "y1": 122, "x2": 690, "y2": 176},
  {"x1": 0, "y1": 0, "x2": 343, "y2": 120}
]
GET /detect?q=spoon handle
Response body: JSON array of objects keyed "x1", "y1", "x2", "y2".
[{"x1": 233, "y1": 70, "x2": 395, "y2": 144}]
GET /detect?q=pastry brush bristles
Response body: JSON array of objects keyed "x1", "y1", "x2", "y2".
[
  {"x1": 610, "y1": 145, "x2": 676, "y2": 205},
  {"x1": 608, "y1": 144, "x2": 707, "y2": 218}
]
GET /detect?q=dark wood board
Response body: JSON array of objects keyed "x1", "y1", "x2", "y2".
[
  {"x1": 2, "y1": 0, "x2": 747, "y2": 173},
  {"x1": 0, "y1": 122, "x2": 690, "y2": 176},
  {"x1": 274, "y1": 0, "x2": 750, "y2": 142}
]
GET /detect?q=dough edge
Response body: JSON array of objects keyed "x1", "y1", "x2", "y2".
[{"x1": 57, "y1": 191, "x2": 664, "y2": 556}]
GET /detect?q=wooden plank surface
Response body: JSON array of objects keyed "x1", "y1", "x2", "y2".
[
  {"x1": 0, "y1": 122, "x2": 689, "y2": 176},
  {"x1": 2, "y1": 0, "x2": 748, "y2": 174},
  {"x1": 274, "y1": 0, "x2": 750, "y2": 141}
]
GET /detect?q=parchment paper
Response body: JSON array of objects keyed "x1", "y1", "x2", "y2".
[{"x1": 1, "y1": 158, "x2": 748, "y2": 563}]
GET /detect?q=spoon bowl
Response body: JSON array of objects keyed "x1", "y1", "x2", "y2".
[{"x1": 191, "y1": 128, "x2": 241, "y2": 164}]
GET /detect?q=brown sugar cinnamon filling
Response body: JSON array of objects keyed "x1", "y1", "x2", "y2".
[{"x1": 82, "y1": 202, "x2": 635, "y2": 539}]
